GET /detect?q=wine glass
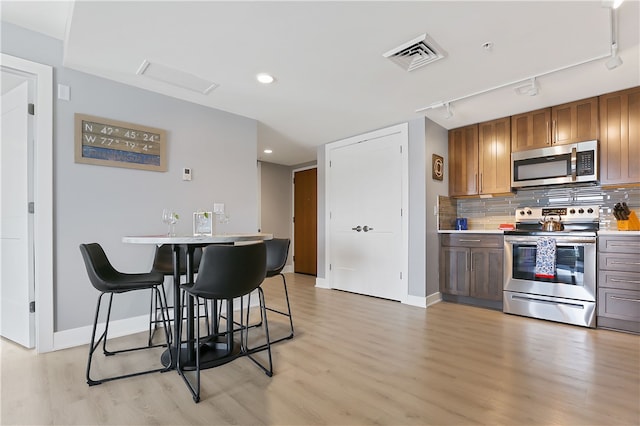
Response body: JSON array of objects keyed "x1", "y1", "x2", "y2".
[{"x1": 162, "y1": 209, "x2": 177, "y2": 236}]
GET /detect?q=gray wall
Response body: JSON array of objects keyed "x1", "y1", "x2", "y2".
[
  {"x1": 2, "y1": 23, "x2": 260, "y2": 331},
  {"x1": 408, "y1": 119, "x2": 427, "y2": 297},
  {"x1": 424, "y1": 118, "x2": 449, "y2": 297},
  {"x1": 259, "y1": 161, "x2": 292, "y2": 240}
]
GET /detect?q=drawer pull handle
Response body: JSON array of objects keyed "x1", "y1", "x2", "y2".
[
  {"x1": 610, "y1": 278, "x2": 640, "y2": 284},
  {"x1": 459, "y1": 239, "x2": 481, "y2": 242},
  {"x1": 610, "y1": 296, "x2": 640, "y2": 303},
  {"x1": 610, "y1": 261, "x2": 640, "y2": 265}
]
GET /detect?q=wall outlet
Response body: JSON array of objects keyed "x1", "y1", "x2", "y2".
[{"x1": 213, "y1": 203, "x2": 225, "y2": 214}]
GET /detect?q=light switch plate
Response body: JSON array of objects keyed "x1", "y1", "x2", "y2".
[{"x1": 182, "y1": 168, "x2": 192, "y2": 181}]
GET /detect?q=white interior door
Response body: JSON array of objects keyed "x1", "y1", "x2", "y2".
[
  {"x1": 329, "y1": 129, "x2": 405, "y2": 301},
  {"x1": 1, "y1": 79, "x2": 35, "y2": 348}
]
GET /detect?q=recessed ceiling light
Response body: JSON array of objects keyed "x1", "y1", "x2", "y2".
[
  {"x1": 263, "y1": 149, "x2": 273, "y2": 154},
  {"x1": 256, "y1": 73, "x2": 275, "y2": 84}
]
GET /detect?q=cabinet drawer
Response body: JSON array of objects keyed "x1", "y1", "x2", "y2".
[
  {"x1": 599, "y1": 270, "x2": 640, "y2": 291},
  {"x1": 441, "y1": 234, "x2": 503, "y2": 248},
  {"x1": 598, "y1": 287, "x2": 640, "y2": 322},
  {"x1": 599, "y1": 253, "x2": 640, "y2": 273},
  {"x1": 599, "y1": 236, "x2": 640, "y2": 254}
]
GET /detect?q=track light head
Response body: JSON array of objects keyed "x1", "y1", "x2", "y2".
[
  {"x1": 605, "y1": 42, "x2": 623, "y2": 70},
  {"x1": 443, "y1": 103, "x2": 453, "y2": 119},
  {"x1": 605, "y1": 55, "x2": 623, "y2": 70}
]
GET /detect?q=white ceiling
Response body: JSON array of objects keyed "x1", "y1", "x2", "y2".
[{"x1": 2, "y1": 1, "x2": 639, "y2": 166}]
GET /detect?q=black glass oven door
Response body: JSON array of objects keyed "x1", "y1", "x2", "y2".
[{"x1": 511, "y1": 243, "x2": 585, "y2": 286}]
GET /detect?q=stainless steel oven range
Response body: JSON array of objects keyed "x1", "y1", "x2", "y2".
[{"x1": 503, "y1": 205, "x2": 600, "y2": 328}]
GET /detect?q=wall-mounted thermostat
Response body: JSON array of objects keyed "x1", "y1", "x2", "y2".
[{"x1": 183, "y1": 167, "x2": 192, "y2": 181}]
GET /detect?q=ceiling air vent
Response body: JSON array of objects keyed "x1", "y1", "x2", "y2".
[
  {"x1": 136, "y1": 60, "x2": 219, "y2": 95},
  {"x1": 383, "y1": 33, "x2": 446, "y2": 72}
]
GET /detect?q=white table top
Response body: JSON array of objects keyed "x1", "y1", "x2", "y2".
[{"x1": 122, "y1": 232, "x2": 273, "y2": 245}]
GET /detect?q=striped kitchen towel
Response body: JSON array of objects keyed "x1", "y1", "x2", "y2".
[{"x1": 534, "y1": 237, "x2": 556, "y2": 279}]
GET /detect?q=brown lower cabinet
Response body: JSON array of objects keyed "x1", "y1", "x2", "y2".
[
  {"x1": 597, "y1": 235, "x2": 640, "y2": 334},
  {"x1": 440, "y1": 233, "x2": 503, "y2": 309}
]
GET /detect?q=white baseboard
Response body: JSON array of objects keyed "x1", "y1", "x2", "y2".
[
  {"x1": 53, "y1": 314, "x2": 150, "y2": 351},
  {"x1": 52, "y1": 297, "x2": 259, "y2": 351},
  {"x1": 283, "y1": 264, "x2": 294, "y2": 274},
  {"x1": 426, "y1": 292, "x2": 442, "y2": 307},
  {"x1": 404, "y1": 294, "x2": 427, "y2": 308},
  {"x1": 315, "y1": 277, "x2": 331, "y2": 289},
  {"x1": 402, "y1": 292, "x2": 442, "y2": 309}
]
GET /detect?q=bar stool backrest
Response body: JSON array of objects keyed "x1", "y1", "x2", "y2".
[
  {"x1": 189, "y1": 242, "x2": 266, "y2": 300},
  {"x1": 80, "y1": 243, "x2": 130, "y2": 293},
  {"x1": 153, "y1": 244, "x2": 203, "y2": 275},
  {"x1": 265, "y1": 238, "x2": 290, "y2": 278}
]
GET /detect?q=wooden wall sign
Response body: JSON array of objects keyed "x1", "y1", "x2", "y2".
[
  {"x1": 432, "y1": 154, "x2": 444, "y2": 181},
  {"x1": 75, "y1": 113, "x2": 167, "y2": 171}
]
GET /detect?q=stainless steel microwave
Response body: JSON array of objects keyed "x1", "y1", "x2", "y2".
[{"x1": 511, "y1": 140, "x2": 598, "y2": 188}]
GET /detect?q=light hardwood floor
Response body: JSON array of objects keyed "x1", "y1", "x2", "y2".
[{"x1": 2, "y1": 273, "x2": 639, "y2": 425}]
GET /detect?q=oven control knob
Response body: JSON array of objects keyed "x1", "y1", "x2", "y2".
[
  {"x1": 526, "y1": 209, "x2": 532, "y2": 215},
  {"x1": 519, "y1": 210, "x2": 525, "y2": 215},
  {"x1": 587, "y1": 208, "x2": 593, "y2": 214},
  {"x1": 578, "y1": 208, "x2": 584, "y2": 214},
  {"x1": 570, "y1": 209, "x2": 576, "y2": 214}
]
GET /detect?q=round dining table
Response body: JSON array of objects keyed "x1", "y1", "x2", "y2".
[{"x1": 122, "y1": 233, "x2": 273, "y2": 370}]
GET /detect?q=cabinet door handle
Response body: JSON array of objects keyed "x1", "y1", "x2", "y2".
[
  {"x1": 610, "y1": 278, "x2": 640, "y2": 284},
  {"x1": 470, "y1": 252, "x2": 474, "y2": 271},
  {"x1": 552, "y1": 120, "x2": 557, "y2": 144},
  {"x1": 479, "y1": 173, "x2": 483, "y2": 193},
  {"x1": 546, "y1": 121, "x2": 550, "y2": 145},
  {"x1": 363, "y1": 225, "x2": 374, "y2": 232},
  {"x1": 610, "y1": 296, "x2": 640, "y2": 303},
  {"x1": 351, "y1": 226, "x2": 362, "y2": 232},
  {"x1": 609, "y1": 244, "x2": 640, "y2": 248}
]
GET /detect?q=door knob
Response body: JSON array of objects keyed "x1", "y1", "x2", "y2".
[
  {"x1": 363, "y1": 225, "x2": 374, "y2": 232},
  {"x1": 351, "y1": 226, "x2": 362, "y2": 232}
]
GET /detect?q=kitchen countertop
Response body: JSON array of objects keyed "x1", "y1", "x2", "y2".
[
  {"x1": 438, "y1": 229, "x2": 505, "y2": 234},
  {"x1": 598, "y1": 230, "x2": 640, "y2": 236}
]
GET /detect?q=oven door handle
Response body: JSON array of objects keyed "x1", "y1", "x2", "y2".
[{"x1": 505, "y1": 237, "x2": 596, "y2": 245}]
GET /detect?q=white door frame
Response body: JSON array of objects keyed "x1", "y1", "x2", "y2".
[
  {"x1": 1, "y1": 54, "x2": 54, "y2": 353},
  {"x1": 323, "y1": 122, "x2": 409, "y2": 303}
]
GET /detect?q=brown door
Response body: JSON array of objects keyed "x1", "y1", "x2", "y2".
[{"x1": 294, "y1": 168, "x2": 317, "y2": 275}]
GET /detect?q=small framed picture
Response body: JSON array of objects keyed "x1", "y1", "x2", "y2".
[
  {"x1": 193, "y1": 212, "x2": 213, "y2": 236},
  {"x1": 432, "y1": 154, "x2": 444, "y2": 181}
]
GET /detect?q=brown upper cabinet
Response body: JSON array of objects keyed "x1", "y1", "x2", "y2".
[
  {"x1": 511, "y1": 108, "x2": 551, "y2": 151},
  {"x1": 478, "y1": 117, "x2": 511, "y2": 194},
  {"x1": 511, "y1": 97, "x2": 598, "y2": 152},
  {"x1": 448, "y1": 124, "x2": 478, "y2": 197},
  {"x1": 449, "y1": 118, "x2": 511, "y2": 197},
  {"x1": 599, "y1": 87, "x2": 640, "y2": 186}
]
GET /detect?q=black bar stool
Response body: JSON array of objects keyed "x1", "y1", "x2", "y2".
[
  {"x1": 79, "y1": 243, "x2": 172, "y2": 386},
  {"x1": 178, "y1": 242, "x2": 273, "y2": 403}
]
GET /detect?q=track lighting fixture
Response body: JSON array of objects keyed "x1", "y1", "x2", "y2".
[
  {"x1": 443, "y1": 102, "x2": 453, "y2": 119},
  {"x1": 606, "y1": 43, "x2": 623, "y2": 70}
]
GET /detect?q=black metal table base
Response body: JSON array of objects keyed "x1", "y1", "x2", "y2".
[{"x1": 161, "y1": 336, "x2": 242, "y2": 371}]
